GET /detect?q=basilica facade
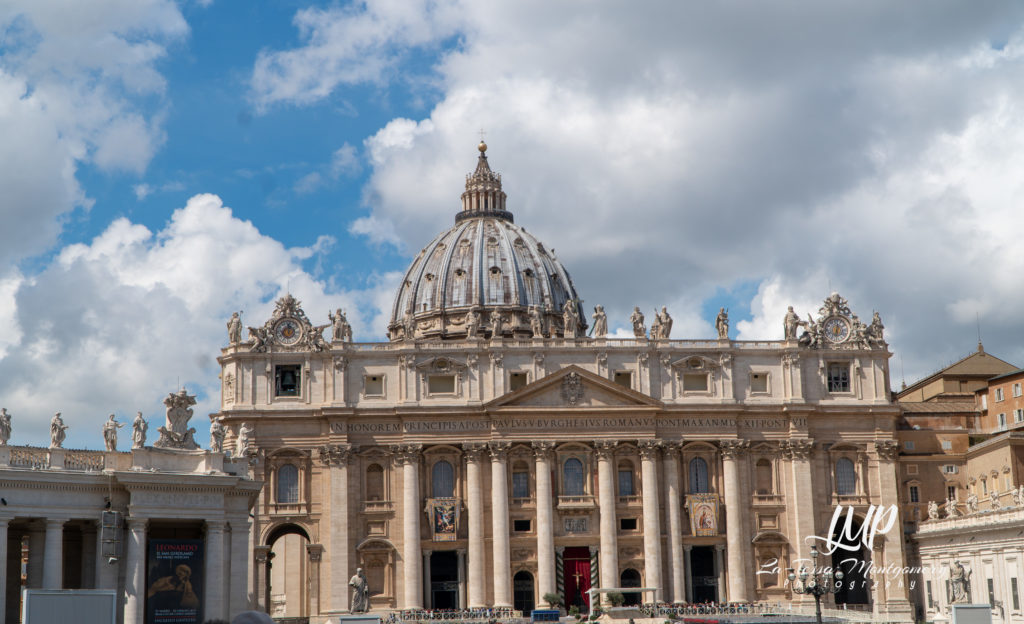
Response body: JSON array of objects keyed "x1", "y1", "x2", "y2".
[{"x1": 216, "y1": 144, "x2": 913, "y2": 622}]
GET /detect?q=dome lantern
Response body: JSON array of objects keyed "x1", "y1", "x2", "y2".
[{"x1": 457, "y1": 142, "x2": 513, "y2": 223}]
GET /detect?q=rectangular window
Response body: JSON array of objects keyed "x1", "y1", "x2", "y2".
[
  {"x1": 1012, "y1": 577, "x2": 1020, "y2": 611},
  {"x1": 988, "y1": 578, "x2": 995, "y2": 607},
  {"x1": 996, "y1": 388, "x2": 1005, "y2": 401},
  {"x1": 999, "y1": 413, "x2": 1007, "y2": 429},
  {"x1": 947, "y1": 485, "x2": 957, "y2": 500},
  {"x1": 904, "y1": 441, "x2": 915, "y2": 451},
  {"x1": 618, "y1": 470, "x2": 634, "y2": 496},
  {"x1": 509, "y1": 372, "x2": 528, "y2": 391},
  {"x1": 944, "y1": 464, "x2": 958, "y2": 474},
  {"x1": 364, "y1": 374, "x2": 384, "y2": 397},
  {"x1": 512, "y1": 471, "x2": 529, "y2": 499},
  {"x1": 827, "y1": 363, "x2": 850, "y2": 392},
  {"x1": 926, "y1": 580, "x2": 933, "y2": 608},
  {"x1": 1016, "y1": 409, "x2": 1024, "y2": 423},
  {"x1": 614, "y1": 371, "x2": 632, "y2": 389},
  {"x1": 982, "y1": 394, "x2": 988, "y2": 410},
  {"x1": 683, "y1": 373, "x2": 709, "y2": 392},
  {"x1": 750, "y1": 372, "x2": 769, "y2": 394},
  {"x1": 909, "y1": 485, "x2": 920, "y2": 503},
  {"x1": 275, "y1": 365, "x2": 301, "y2": 397},
  {"x1": 428, "y1": 374, "x2": 456, "y2": 395},
  {"x1": 1015, "y1": 383, "x2": 1022, "y2": 397},
  {"x1": 907, "y1": 464, "x2": 919, "y2": 475},
  {"x1": 619, "y1": 518, "x2": 638, "y2": 531},
  {"x1": 941, "y1": 440, "x2": 953, "y2": 450},
  {"x1": 513, "y1": 519, "x2": 531, "y2": 533}
]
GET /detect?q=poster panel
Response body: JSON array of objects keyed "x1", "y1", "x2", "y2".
[{"x1": 146, "y1": 539, "x2": 204, "y2": 624}]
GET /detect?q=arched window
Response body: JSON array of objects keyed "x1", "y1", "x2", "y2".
[
  {"x1": 617, "y1": 460, "x2": 635, "y2": 496},
  {"x1": 755, "y1": 459, "x2": 773, "y2": 495},
  {"x1": 277, "y1": 464, "x2": 299, "y2": 503},
  {"x1": 835, "y1": 458, "x2": 856, "y2": 495},
  {"x1": 620, "y1": 569, "x2": 642, "y2": 606},
  {"x1": 563, "y1": 458, "x2": 584, "y2": 496},
  {"x1": 689, "y1": 457, "x2": 709, "y2": 493},
  {"x1": 432, "y1": 460, "x2": 455, "y2": 498},
  {"x1": 366, "y1": 463, "x2": 384, "y2": 501}
]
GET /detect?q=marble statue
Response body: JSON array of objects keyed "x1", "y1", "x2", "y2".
[
  {"x1": 949, "y1": 560, "x2": 970, "y2": 603},
  {"x1": 349, "y1": 567, "x2": 369, "y2": 613},
  {"x1": 1018, "y1": 484, "x2": 1024, "y2": 508},
  {"x1": 591, "y1": 305, "x2": 607, "y2": 338},
  {"x1": 657, "y1": 306, "x2": 673, "y2": 339},
  {"x1": 783, "y1": 306, "x2": 800, "y2": 340},
  {"x1": 210, "y1": 418, "x2": 225, "y2": 453},
  {"x1": 328, "y1": 308, "x2": 353, "y2": 342},
  {"x1": 305, "y1": 323, "x2": 329, "y2": 352},
  {"x1": 650, "y1": 311, "x2": 662, "y2": 341},
  {"x1": 991, "y1": 489, "x2": 1001, "y2": 510},
  {"x1": 945, "y1": 496, "x2": 960, "y2": 518},
  {"x1": 927, "y1": 500, "x2": 939, "y2": 520},
  {"x1": 630, "y1": 306, "x2": 646, "y2": 339},
  {"x1": 102, "y1": 414, "x2": 124, "y2": 452},
  {"x1": 529, "y1": 306, "x2": 543, "y2": 338},
  {"x1": 237, "y1": 422, "x2": 254, "y2": 456},
  {"x1": 154, "y1": 389, "x2": 199, "y2": 451},
  {"x1": 867, "y1": 311, "x2": 885, "y2": 344},
  {"x1": 562, "y1": 300, "x2": 578, "y2": 338},
  {"x1": 0, "y1": 408, "x2": 10, "y2": 446},
  {"x1": 466, "y1": 308, "x2": 481, "y2": 338},
  {"x1": 227, "y1": 312, "x2": 243, "y2": 345},
  {"x1": 715, "y1": 307, "x2": 729, "y2": 339},
  {"x1": 132, "y1": 411, "x2": 147, "y2": 449},
  {"x1": 247, "y1": 326, "x2": 267, "y2": 351},
  {"x1": 50, "y1": 412, "x2": 68, "y2": 449},
  {"x1": 965, "y1": 491, "x2": 978, "y2": 514},
  {"x1": 403, "y1": 311, "x2": 416, "y2": 340},
  {"x1": 491, "y1": 311, "x2": 503, "y2": 340}
]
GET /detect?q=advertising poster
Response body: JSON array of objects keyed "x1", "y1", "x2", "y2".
[{"x1": 146, "y1": 539, "x2": 204, "y2": 624}]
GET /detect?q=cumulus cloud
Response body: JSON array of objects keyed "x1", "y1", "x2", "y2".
[
  {"x1": 253, "y1": 1, "x2": 1024, "y2": 384},
  {"x1": 0, "y1": 194, "x2": 399, "y2": 449}
]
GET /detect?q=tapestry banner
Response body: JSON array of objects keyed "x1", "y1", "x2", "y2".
[
  {"x1": 687, "y1": 494, "x2": 719, "y2": 536},
  {"x1": 427, "y1": 497, "x2": 460, "y2": 541}
]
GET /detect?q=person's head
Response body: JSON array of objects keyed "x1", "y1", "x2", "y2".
[{"x1": 175, "y1": 564, "x2": 191, "y2": 581}]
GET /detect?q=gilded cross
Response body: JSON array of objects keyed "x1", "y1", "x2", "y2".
[{"x1": 573, "y1": 570, "x2": 584, "y2": 585}]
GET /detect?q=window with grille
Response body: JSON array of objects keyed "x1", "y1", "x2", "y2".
[
  {"x1": 755, "y1": 459, "x2": 773, "y2": 494},
  {"x1": 947, "y1": 485, "x2": 957, "y2": 500},
  {"x1": 835, "y1": 458, "x2": 856, "y2": 495},
  {"x1": 909, "y1": 485, "x2": 919, "y2": 503},
  {"x1": 563, "y1": 458, "x2": 584, "y2": 496},
  {"x1": 366, "y1": 464, "x2": 384, "y2": 501},
  {"x1": 432, "y1": 460, "x2": 455, "y2": 498},
  {"x1": 618, "y1": 462, "x2": 635, "y2": 496},
  {"x1": 1012, "y1": 578, "x2": 1020, "y2": 611},
  {"x1": 689, "y1": 457, "x2": 709, "y2": 493},
  {"x1": 277, "y1": 464, "x2": 299, "y2": 503},
  {"x1": 512, "y1": 470, "x2": 529, "y2": 498},
  {"x1": 827, "y1": 363, "x2": 850, "y2": 392}
]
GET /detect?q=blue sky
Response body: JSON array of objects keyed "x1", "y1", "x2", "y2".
[{"x1": 4, "y1": 1, "x2": 1024, "y2": 449}]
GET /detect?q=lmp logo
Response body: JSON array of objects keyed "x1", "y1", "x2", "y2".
[{"x1": 806, "y1": 504, "x2": 898, "y2": 555}]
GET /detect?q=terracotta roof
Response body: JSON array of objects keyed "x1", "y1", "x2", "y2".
[
  {"x1": 900, "y1": 401, "x2": 978, "y2": 414},
  {"x1": 897, "y1": 349, "x2": 1017, "y2": 398}
]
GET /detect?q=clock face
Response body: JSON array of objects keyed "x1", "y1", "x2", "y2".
[
  {"x1": 274, "y1": 319, "x2": 302, "y2": 345},
  {"x1": 823, "y1": 317, "x2": 851, "y2": 343}
]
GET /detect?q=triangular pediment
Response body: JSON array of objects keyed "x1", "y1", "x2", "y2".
[{"x1": 486, "y1": 365, "x2": 662, "y2": 409}]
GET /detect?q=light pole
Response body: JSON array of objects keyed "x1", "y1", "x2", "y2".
[{"x1": 787, "y1": 545, "x2": 844, "y2": 624}]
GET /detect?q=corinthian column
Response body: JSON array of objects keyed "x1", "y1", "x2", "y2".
[
  {"x1": 395, "y1": 444, "x2": 424, "y2": 609},
  {"x1": 639, "y1": 441, "x2": 663, "y2": 602},
  {"x1": 595, "y1": 441, "x2": 619, "y2": 599},
  {"x1": 533, "y1": 442, "x2": 557, "y2": 604},
  {"x1": 663, "y1": 443, "x2": 685, "y2": 603},
  {"x1": 325, "y1": 444, "x2": 355, "y2": 613},
  {"x1": 464, "y1": 443, "x2": 486, "y2": 608},
  {"x1": 124, "y1": 518, "x2": 147, "y2": 624},
  {"x1": 490, "y1": 442, "x2": 512, "y2": 607},
  {"x1": 874, "y1": 439, "x2": 912, "y2": 618},
  {"x1": 721, "y1": 440, "x2": 749, "y2": 602}
]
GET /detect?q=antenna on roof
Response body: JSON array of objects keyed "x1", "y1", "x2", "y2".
[
  {"x1": 900, "y1": 355, "x2": 906, "y2": 390},
  {"x1": 976, "y1": 312, "x2": 984, "y2": 353}
]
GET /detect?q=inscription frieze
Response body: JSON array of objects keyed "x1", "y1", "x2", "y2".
[
  {"x1": 132, "y1": 491, "x2": 221, "y2": 508},
  {"x1": 335, "y1": 415, "x2": 806, "y2": 435}
]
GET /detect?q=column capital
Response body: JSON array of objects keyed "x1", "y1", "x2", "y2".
[
  {"x1": 594, "y1": 440, "x2": 618, "y2": 460},
  {"x1": 44, "y1": 517, "x2": 68, "y2": 528},
  {"x1": 874, "y1": 439, "x2": 899, "y2": 461},
  {"x1": 638, "y1": 440, "x2": 661, "y2": 460},
  {"x1": 488, "y1": 441, "x2": 511, "y2": 461},
  {"x1": 464, "y1": 442, "x2": 487, "y2": 462},
  {"x1": 205, "y1": 520, "x2": 226, "y2": 534},
  {"x1": 533, "y1": 441, "x2": 555, "y2": 461},
  {"x1": 306, "y1": 543, "x2": 324, "y2": 562},
  {"x1": 683, "y1": 544, "x2": 693, "y2": 552},
  {"x1": 126, "y1": 517, "x2": 148, "y2": 531},
  {"x1": 254, "y1": 545, "x2": 271, "y2": 564},
  {"x1": 719, "y1": 439, "x2": 749, "y2": 459},
  {"x1": 392, "y1": 443, "x2": 423, "y2": 465},
  {"x1": 318, "y1": 443, "x2": 357, "y2": 466},
  {"x1": 781, "y1": 439, "x2": 814, "y2": 460},
  {"x1": 714, "y1": 543, "x2": 725, "y2": 552}
]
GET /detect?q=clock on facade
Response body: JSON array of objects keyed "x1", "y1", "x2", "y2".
[
  {"x1": 274, "y1": 318, "x2": 303, "y2": 345},
  {"x1": 822, "y1": 316, "x2": 851, "y2": 344}
]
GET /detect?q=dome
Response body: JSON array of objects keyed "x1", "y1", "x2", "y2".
[{"x1": 388, "y1": 146, "x2": 586, "y2": 341}]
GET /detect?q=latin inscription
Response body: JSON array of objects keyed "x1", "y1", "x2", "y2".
[
  {"x1": 564, "y1": 518, "x2": 588, "y2": 533},
  {"x1": 335, "y1": 416, "x2": 806, "y2": 434}
]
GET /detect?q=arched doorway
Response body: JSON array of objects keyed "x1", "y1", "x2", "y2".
[
  {"x1": 831, "y1": 519, "x2": 871, "y2": 606},
  {"x1": 620, "y1": 569, "x2": 641, "y2": 606},
  {"x1": 265, "y1": 523, "x2": 311, "y2": 619},
  {"x1": 514, "y1": 570, "x2": 535, "y2": 614}
]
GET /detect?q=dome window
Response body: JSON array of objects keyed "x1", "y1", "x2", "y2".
[
  {"x1": 454, "y1": 268, "x2": 466, "y2": 278},
  {"x1": 425, "y1": 273, "x2": 435, "y2": 281},
  {"x1": 523, "y1": 269, "x2": 535, "y2": 278},
  {"x1": 489, "y1": 266, "x2": 502, "y2": 277}
]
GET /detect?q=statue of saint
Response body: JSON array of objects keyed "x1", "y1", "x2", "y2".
[
  {"x1": 236, "y1": 422, "x2": 254, "y2": 456},
  {"x1": 715, "y1": 307, "x2": 729, "y2": 340},
  {"x1": 349, "y1": 567, "x2": 370, "y2": 613},
  {"x1": 591, "y1": 305, "x2": 608, "y2": 338},
  {"x1": 783, "y1": 306, "x2": 800, "y2": 340},
  {"x1": 630, "y1": 306, "x2": 646, "y2": 339},
  {"x1": 50, "y1": 412, "x2": 68, "y2": 449},
  {"x1": 650, "y1": 310, "x2": 662, "y2": 340},
  {"x1": 210, "y1": 418, "x2": 225, "y2": 453},
  {"x1": 949, "y1": 560, "x2": 970, "y2": 603},
  {"x1": 1018, "y1": 484, "x2": 1024, "y2": 508},
  {"x1": 102, "y1": 414, "x2": 124, "y2": 452},
  {"x1": 562, "y1": 301, "x2": 578, "y2": 338},
  {"x1": 658, "y1": 306, "x2": 673, "y2": 339},
  {"x1": 0, "y1": 408, "x2": 11, "y2": 445},
  {"x1": 490, "y1": 312, "x2": 503, "y2": 340},
  {"x1": 227, "y1": 312, "x2": 243, "y2": 345},
  {"x1": 991, "y1": 489, "x2": 1001, "y2": 510},
  {"x1": 945, "y1": 496, "x2": 960, "y2": 518},
  {"x1": 927, "y1": 500, "x2": 939, "y2": 520},
  {"x1": 329, "y1": 309, "x2": 352, "y2": 342},
  {"x1": 529, "y1": 306, "x2": 543, "y2": 338},
  {"x1": 966, "y1": 491, "x2": 978, "y2": 514},
  {"x1": 132, "y1": 412, "x2": 147, "y2": 449}
]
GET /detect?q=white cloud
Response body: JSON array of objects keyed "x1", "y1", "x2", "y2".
[
  {"x1": 0, "y1": 194, "x2": 399, "y2": 450},
  {"x1": 293, "y1": 142, "x2": 363, "y2": 194}
]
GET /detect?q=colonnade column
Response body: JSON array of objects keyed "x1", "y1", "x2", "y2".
[
  {"x1": 124, "y1": 518, "x2": 148, "y2": 624},
  {"x1": 253, "y1": 546, "x2": 271, "y2": 612},
  {"x1": 784, "y1": 439, "x2": 816, "y2": 606},
  {"x1": 490, "y1": 442, "x2": 512, "y2": 608},
  {"x1": 714, "y1": 545, "x2": 726, "y2": 602},
  {"x1": 456, "y1": 549, "x2": 467, "y2": 609},
  {"x1": 307, "y1": 544, "x2": 323, "y2": 616},
  {"x1": 43, "y1": 518, "x2": 65, "y2": 589},
  {"x1": 720, "y1": 440, "x2": 749, "y2": 602},
  {"x1": 229, "y1": 518, "x2": 251, "y2": 617},
  {"x1": 663, "y1": 444, "x2": 685, "y2": 603},
  {"x1": 26, "y1": 525, "x2": 43, "y2": 588},
  {"x1": 595, "y1": 441, "x2": 619, "y2": 600},
  {"x1": 533, "y1": 442, "x2": 557, "y2": 605},
  {"x1": 639, "y1": 441, "x2": 663, "y2": 602},
  {"x1": 464, "y1": 444, "x2": 486, "y2": 608},
  {"x1": 683, "y1": 546, "x2": 693, "y2": 603},
  {"x1": 423, "y1": 550, "x2": 433, "y2": 609},
  {"x1": 326, "y1": 444, "x2": 354, "y2": 613},
  {"x1": 396, "y1": 444, "x2": 424, "y2": 609},
  {"x1": 205, "y1": 521, "x2": 226, "y2": 621},
  {"x1": 0, "y1": 518, "x2": 8, "y2": 619},
  {"x1": 874, "y1": 440, "x2": 912, "y2": 616}
]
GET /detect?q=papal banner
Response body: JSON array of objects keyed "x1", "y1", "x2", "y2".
[
  {"x1": 686, "y1": 494, "x2": 719, "y2": 536},
  {"x1": 427, "y1": 497, "x2": 460, "y2": 541}
]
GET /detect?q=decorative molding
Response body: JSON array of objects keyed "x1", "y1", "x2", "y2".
[
  {"x1": 594, "y1": 440, "x2": 618, "y2": 460},
  {"x1": 637, "y1": 440, "x2": 661, "y2": 460},
  {"x1": 561, "y1": 372, "x2": 584, "y2": 406},
  {"x1": 720, "y1": 439, "x2": 749, "y2": 459}
]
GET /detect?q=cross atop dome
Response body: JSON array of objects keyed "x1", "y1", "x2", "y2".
[{"x1": 458, "y1": 141, "x2": 512, "y2": 223}]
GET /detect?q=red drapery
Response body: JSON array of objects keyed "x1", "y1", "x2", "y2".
[{"x1": 563, "y1": 548, "x2": 591, "y2": 609}]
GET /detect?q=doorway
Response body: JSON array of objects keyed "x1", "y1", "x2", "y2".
[
  {"x1": 690, "y1": 546, "x2": 718, "y2": 603},
  {"x1": 514, "y1": 570, "x2": 535, "y2": 613},
  {"x1": 430, "y1": 550, "x2": 459, "y2": 609},
  {"x1": 562, "y1": 546, "x2": 592, "y2": 610}
]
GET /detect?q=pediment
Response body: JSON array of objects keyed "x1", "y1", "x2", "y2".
[{"x1": 486, "y1": 365, "x2": 662, "y2": 409}]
